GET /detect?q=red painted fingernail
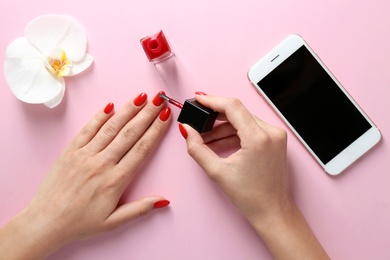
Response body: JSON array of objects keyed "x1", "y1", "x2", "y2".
[
  {"x1": 133, "y1": 92, "x2": 147, "y2": 106},
  {"x1": 159, "y1": 107, "x2": 171, "y2": 122},
  {"x1": 195, "y1": 91, "x2": 207, "y2": 95},
  {"x1": 178, "y1": 124, "x2": 188, "y2": 139},
  {"x1": 104, "y1": 102, "x2": 114, "y2": 114},
  {"x1": 154, "y1": 200, "x2": 170, "y2": 209},
  {"x1": 153, "y1": 91, "x2": 165, "y2": 106}
]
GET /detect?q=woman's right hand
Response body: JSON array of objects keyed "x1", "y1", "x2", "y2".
[
  {"x1": 179, "y1": 94, "x2": 329, "y2": 259},
  {"x1": 179, "y1": 94, "x2": 290, "y2": 223}
]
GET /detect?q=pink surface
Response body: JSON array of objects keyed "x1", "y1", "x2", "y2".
[{"x1": 1, "y1": 1, "x2": 389, "y2": 259}]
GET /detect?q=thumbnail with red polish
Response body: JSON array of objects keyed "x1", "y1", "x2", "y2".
[
  {"x1": 154, "y1": 200, "x2": 170, "y2": 209},
  {"x1": 179, "y1": 124, "x2": 188, "y2": 139}
]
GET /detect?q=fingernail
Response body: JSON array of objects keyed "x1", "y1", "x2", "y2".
[
  {"x1": 133, "y1": 92, "x2": 147, "y2": 106},
  {"x1": 153, "y1": 91, "x2": 165, "y2": 106},
  {"x1": 104, "y1": 102, "x2": 114, "y2": 114},
  {"x1": 195, "y1": 91, "x2": 207, "y2": 95},
  {"x1": 154, "y1": 200, "x2": 170, "y2": 209},
  {"x1": 159, "y1": 107, "x2": 171, "y2": 122},
  {"x1": 178, "y1": 124, "x2": 188, "y2": 139}
]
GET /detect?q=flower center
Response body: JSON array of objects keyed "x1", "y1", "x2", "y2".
[{"x1": 45, "y1": 48, "x2": 72, "y2": 77}]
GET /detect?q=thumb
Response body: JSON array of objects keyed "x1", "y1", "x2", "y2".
[
  {"x1": 179, "y1": 124, "x2": 221, "y2": 178},
  {"x1": 104, "y1": 196, "x2": 170, "y2": 231}
]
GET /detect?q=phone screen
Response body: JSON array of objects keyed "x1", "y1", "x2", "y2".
[{"x1": 257, "y1": 46, "x2": 371, "y2": 164}]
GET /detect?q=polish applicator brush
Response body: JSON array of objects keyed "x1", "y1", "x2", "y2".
[{"x1": 159, "y1": 92, "x2": 218, "y2": 133}]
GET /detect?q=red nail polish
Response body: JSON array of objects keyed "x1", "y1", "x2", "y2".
[
  {"x1": 153, "y1": 91, "x2": 166, "y2": 106},
  {"x1": 154, "y1": 200, "x2": 170, "y2": 209},
  {"x1": 140, "y1": 31, "x2": 174, "y2": 63},
  {"x1": 178, "y1": 124, "x2": 188, "y2": 139},
  {"x1": 133, "y1": 92, "x2": 147, "y2": 107},
  {"x1": 159, "y1": 107, "x2": 171, "y2": 122},
  {"x1": 104, "y1": 102, "x2": 114, "y2": 114},
  {"x1": 195, "y1": 91, "x2": 207, "y2": 96}
]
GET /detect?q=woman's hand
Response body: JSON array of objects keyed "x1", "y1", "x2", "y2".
[
  {"x1": 0, "y1": 92, "x2": 171, "y2": 259},
  {"x1": 180, "y1": 94, "x2": 289, "y2": 222},
  {"x1": 180, "y1": 94, "x2": 329, "y2": 259}
]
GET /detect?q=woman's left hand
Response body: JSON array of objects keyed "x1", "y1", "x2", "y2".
[{"x1": 0, "y1": 92, "x2": 171, "y2": 259}]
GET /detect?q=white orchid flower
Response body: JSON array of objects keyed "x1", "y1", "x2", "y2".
[{"x1": 4, "y1": 15, "x2": 93, "y2": 108}]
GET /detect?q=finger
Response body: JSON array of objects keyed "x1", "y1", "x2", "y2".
[
  {"x1": 216, "y1": 113, "x2": 228, "y2": 121},
  {"x1": 206, "y1": 135, "x2": 241, "y2": 152},
  {"x1": 70, "y1": 102, "x2": 115, "y2": 149},
  {"x1": 86, "y1": 92, "x2": 149, "y2": 153},
  {"x1": 103, "y1": 93, "x2": 167, "y2": 161},
  {"x1": 114, "y1": 107, "x2": 171, "y2": 178},
  {"x1": 195, "y1": 95, "x2": 271, "y2": 151},
  {"x1": 104, "y1": 196, "x2": 169, "y2": 231},
  {"x1": 251, "y1": 113, "x2": 272, "y2": 129},
  {"x1": 195, "y1": 95, "x2": 260, "y2": 136},
  {"x1": 202, "y1": 122, "x2": 237, "y2": 144},
  {"x1": 181, "y1": 124, "x2": 222, "y2": 179},
  {"x1": 202, "y1": 123, "x2": 240, "y2": 154}
]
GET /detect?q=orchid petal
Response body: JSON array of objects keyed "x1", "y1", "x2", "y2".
[
  {"x1": 5, "y1": 37, "x2": 42, "y2": 60},
  {"x1": 66, "y1": 53, "x2": 94, "y2": 76},
  {"x1": 5, "y1": 37, "x2": 64, "y2": 104},
  {"x1": 25, "y1": 15, "x2": 87, "y2": 62},
  {"x1": 44, "y1": 85, "x2": 65, "y2": 108}
]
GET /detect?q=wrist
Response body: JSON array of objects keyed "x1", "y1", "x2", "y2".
[
  {"x1": 1, "y1": 207, "x2": 68, "y2": 259},
  {"x1": 247, "y1": 198, "x2": 329, "y2": 259},
  {"x1": 247, "y1": 194, "x2": 297, "y2": 235}
]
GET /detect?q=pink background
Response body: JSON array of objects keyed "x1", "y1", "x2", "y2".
[{"x1": 1, "y1": 0, "x2": 389, "y2": 259}]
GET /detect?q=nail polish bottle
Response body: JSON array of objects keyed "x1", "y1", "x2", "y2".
[
  {"x1": 159, "y1": 92, "x2": 218, "y2": 133},
  {"x1": 140, "y1": 30, "x2": 174, "y2": 64},
  {"x1": 178, "y1": 98, "x2": 218, "y2": 133}
]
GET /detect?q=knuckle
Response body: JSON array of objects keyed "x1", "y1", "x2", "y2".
[
  {"x1": 248, "y1": 131, "x2": 273, "y2": 154},
  {"x1": 186, "y1": 142, "x2": 198, "y2": 159},
  {"x1": 102, "y1": 122, "x2": 117, "y2": 138},
  {"x1": 135, "y1": 140, "x2": 152, "y2": 157},
  {"x1": 151, "y1": 119, "x2": 165, "y2": 133},
  {"x1": 227, "y1": 97, "x2": 243, "y2": 109},
  {"x1": 144, "y1": 106, "x2": 156, "y2": 116},
  {"x1": 139, "y1": 105, "x2": 157, "y2": 120},
  {"x1": 122, "y1": 126, "x2": 139, "y2": 141},
  {"x1": 93, "y1": 156, "x2": 112, "y2": 172},
  {"x1": 149, "y1": 121, "x2": 166, "y2": 135},
  {"x1": 272, "y1": 127, "x2": 288, "y2": 144},
  {"x1": 137, "y1": 203, "x2": 150, "y2": 218},
  {"x1": 104, "y1": 174, "x2": 125, "y2": 191},
  {"x1": 254, "y1": 131, "x2": 272, "y2": 145},
  {"x1": 251, "y1": 127, "x2": 287, "y2": 151},
  {"x1": 84, "y1": 156, "x2": 112, "y2": 180},
  {"x1": 79, "y1": 126, "x2": 92, "y2": 138}
]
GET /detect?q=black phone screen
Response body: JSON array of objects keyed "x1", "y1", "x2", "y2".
[{"x1": 257, "y1": 46, "x2": 371, "y2": 164}]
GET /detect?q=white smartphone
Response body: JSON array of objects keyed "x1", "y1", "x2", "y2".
[{"x1": 248, "y1": 34, "x2": 381, "y2": 175}]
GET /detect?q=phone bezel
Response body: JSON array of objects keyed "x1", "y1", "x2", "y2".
[{"x1": 248, "y1": 34, "x2": 381, "y2": 175}]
